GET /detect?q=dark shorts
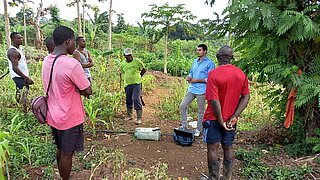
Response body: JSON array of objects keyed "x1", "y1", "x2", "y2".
[
  {"x1": 51, "y1": 124, "x2": 84, "y2": 153},
  {"x1": 12, "y1": 77, "x2": 29, "y2": 90},
  {"x1": 202, "y1": 120, "x2": 236, "y2": 147}
]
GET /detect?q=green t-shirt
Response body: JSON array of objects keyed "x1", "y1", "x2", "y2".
[{"x1": 120, "y1": 58, "x2": 145, "y2": 87}]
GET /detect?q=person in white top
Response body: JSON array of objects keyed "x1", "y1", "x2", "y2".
[
  {"x1": 73, "y1": 36, "x2": 93, "y2": 83},
  {"x1": 7, "y1": 32, "x2": 34, "y2": 113}
]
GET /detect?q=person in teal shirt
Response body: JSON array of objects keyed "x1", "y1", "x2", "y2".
[
  {"x1": 180, "y1": 44, "x2": 215, "y2": 137},
  {"x1": 120, "y1": 48, "x2": 146, "y2": 124}
]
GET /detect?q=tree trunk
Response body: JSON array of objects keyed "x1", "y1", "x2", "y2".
[
  {"x1": 163, "y1": 30, "x2": 168, "y2": 74},
  {"x1": 33, "y1": 0, "x2": 43, "y2": 49},
  {"x1": 305, "y1": 100, "x2": 320, "y2": 138},
  {"x1": 107, "y1": 0, "x2": 112, "y2": 64},
  {"x1": 83, "y1": 0, "x2": 86, "y2": 38},
  {"x1": 90, "y1": 27, "x2": 97, "y2": 48},
  {"x1": 4, "y1": 0, "x2": 10, "y2": 49},
  {"x1": 77, "y1": 0, "x2": 82, "y2": 36},
  {"x1": 23, "y1": 0, "x2": 27, "y2": 46}
]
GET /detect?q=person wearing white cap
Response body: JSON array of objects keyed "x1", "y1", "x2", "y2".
[{"x1": 120, "y1": 48, "x2": 146, "y2": 124}]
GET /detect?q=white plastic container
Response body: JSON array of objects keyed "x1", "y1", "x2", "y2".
[
  {"x1": 187, "y1": 117, "x2": 193, "y2": 121},
  {"x1": 188, "y1": 121, "x2": 197, "y2": 129},
  {"x1": 134, "y1": 127, "x2": 161, "y2": 141}
]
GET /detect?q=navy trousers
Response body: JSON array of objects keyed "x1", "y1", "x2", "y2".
[{"x1": 125, "y1": 84, "x2": 142, "y2": 110}]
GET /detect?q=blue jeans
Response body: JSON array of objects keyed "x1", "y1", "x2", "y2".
[{"x1": 125, "y1": 84, "x2": 142, "y2": 110}]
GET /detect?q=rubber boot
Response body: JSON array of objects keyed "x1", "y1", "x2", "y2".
[
  {"x1": 124, "y1": 108, "x2": 133, "y2": 121},
  {"x1": 135, "y1": 109, "x2": 142, "y2": 125},
  {"x1": 208, "y1": 161, "x2": 220, "y2": 180},
  {"x1": 221, "y1": 160, "x2": 233, "y2": 180}
]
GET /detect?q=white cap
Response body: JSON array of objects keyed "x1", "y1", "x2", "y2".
[{"x1": 124, "y1": 48, "x2": 132, "y2": 55}]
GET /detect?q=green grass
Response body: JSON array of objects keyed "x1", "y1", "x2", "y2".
[
  {"x1": 236, "y1": 147, "x2": 313, "y2": 180},
  {"x1": 0, "y1": 45, "x2": 165, "y2": 179},
  {"x1": 155, "y1": 79, "x2": 199, "y2": 121}
]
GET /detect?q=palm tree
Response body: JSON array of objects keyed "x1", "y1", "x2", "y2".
[{"x1": 142, "y1": 3, "x2": 196, "y2": 73}]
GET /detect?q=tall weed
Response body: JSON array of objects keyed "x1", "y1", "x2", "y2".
[{"x1": 155, "y1": 79, "x2": 198, "y2": 121}]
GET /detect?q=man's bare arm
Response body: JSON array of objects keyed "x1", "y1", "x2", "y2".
[
  {"x1": 87, "y1": 51, "x2": 94, "y2": 65},
  {"x1": 7, "y1": 49, "x2": 33, "y2": 84},
  {"x1": 190, "y1": 78, "x2": 206, "y2": 83},
  {"x1": 211, "y1": 100, "x2": 233, "y2": 131},
  {"x1": 232, "y1": 94, "x2": 250, "y2": 118},
  {"x1": 80, "y1": 86, "x2": 92, "y2": 98},
  {"x1": 73, "y1": 51, "x2": 93, "y2": 68},
  {"x1": 140, "y1": 68, "x2": 146, "y2": 77}
]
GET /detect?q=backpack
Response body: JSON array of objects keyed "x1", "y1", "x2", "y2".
[
  {"x1": 173, "y1": 127, "x2": 194, "y2": 146},
  {"x1": 31, "y1": 54, "x2": 64, "y2": 124}
]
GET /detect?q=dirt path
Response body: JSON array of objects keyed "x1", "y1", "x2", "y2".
[
  {"x1": 112, "y1": 72, "x2": 209, "y2": 179},
  {"x1": 69, "y1": 71, "x2": 215, "y2": 179},
  {"x1": 69, "y1": 71, "x2": 319, "y2": 180},
  {"x1": 108, "y1": 71, "x2": 210, "y2": 179}
]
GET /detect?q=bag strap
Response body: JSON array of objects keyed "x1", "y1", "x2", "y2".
[{"x1": 46, "y1": 54, "x2": 66, "y2": 97}]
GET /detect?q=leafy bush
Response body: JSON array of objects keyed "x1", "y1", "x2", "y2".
[
  {"x1": 238, "y1": 83, "x2": 279, "y2": 131},
  {"x1": 269, "y1": 164, "x2": 312, "y2": 180},
  {"x1": 0, "y1": 131, "x2": 10, "y2": 180},
  {"x1": 155, "y1": 80, "x2": 198, "y2": 121},
  {"x1": 235, "y1": 148, "x2": 269, "y2": 179},
  {"x1": 306, "y1": 128, "x2": 320, "y2": 153},
  {"x1": 284, "y1": 140, "x2": 313, "y2": 158}
]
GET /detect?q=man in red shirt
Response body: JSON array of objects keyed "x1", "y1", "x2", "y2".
[{"x1": 201, "y1": 45, "x2": 250, "y2": 180}]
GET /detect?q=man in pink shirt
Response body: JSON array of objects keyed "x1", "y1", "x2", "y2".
[{"x1": 42, "y1": 26, "x2": 92, "y2": 179}]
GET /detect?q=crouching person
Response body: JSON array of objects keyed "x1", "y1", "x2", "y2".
[
  {"x1": 201, "y1": 45, "x2": 250, "y2": 180},
  {"x1": 42, "y1": 26, "x2": 92, "y2": 179}
]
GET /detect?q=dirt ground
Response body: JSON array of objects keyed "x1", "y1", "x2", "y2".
[{"x1": 47, "y1": 71, "x2": 319, "y2": 180}]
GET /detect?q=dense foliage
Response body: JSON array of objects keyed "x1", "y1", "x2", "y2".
[
  {"x1": 1, "y1": 0, "x2": 319, "y2": 178},
  {"x1": 209, "y1": 0, "x2": 320, "y2": 140}
]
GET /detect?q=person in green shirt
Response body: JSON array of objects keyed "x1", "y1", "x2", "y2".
[{"x1": 120, "y1": 48, "x2": 146, "y2": 124}]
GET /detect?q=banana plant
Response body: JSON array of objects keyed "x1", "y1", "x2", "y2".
[{"x1": 0, "y1": 131, "x2": 10, "y2": 180}]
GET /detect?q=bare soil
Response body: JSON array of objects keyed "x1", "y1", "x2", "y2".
[{"x1": 29, "y1": 70, "x2": 320, "y2": 180}]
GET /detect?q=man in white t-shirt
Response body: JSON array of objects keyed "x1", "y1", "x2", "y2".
[{"x1": 7, "y1": 32, "x2": 34, "y2": 112}]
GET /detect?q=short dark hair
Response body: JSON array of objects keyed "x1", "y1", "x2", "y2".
[
  {"x1": 216, "y1": 45, "x2": 234, "y2": 63},
  {"x1": 10, "y1": 32, "x2": 20, "y2": 40},
  {"x1": 76, "y1": 36, "x2": 84, "y2": 42},
  {"x1": 53, "y1": 26, "x2": 75, "y2": 46},
  {"x1": 44, "y1": 37, "x2": 54, "y2": 46},
  {"x1": 197, "y1": 44, "x2": 208, "y2": 51},
  {"x1": 217, "y1": 45, "x2": 233, "y2": 57}
]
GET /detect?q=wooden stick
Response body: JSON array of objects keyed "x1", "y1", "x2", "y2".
[
  {"x1": 201, "y1": 173, "x2": 208, "y2": 178},
  {"x1": 294, "y1": 153, "x2": 320, "y2": 162}
]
